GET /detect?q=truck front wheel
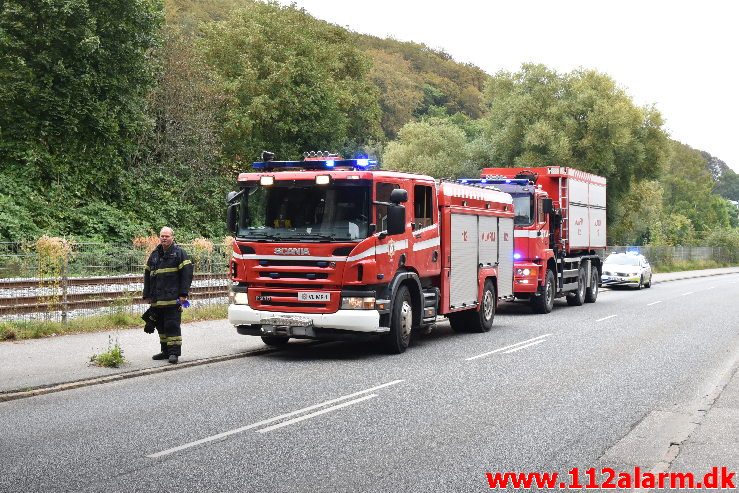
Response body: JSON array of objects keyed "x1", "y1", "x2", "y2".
[
  {"x1": 532, "y1": 269, "x2": 555, "y2": 314},
  {"x1": 383, "y1": 285, "x2": 413, "y2": 354},
  {"x1": 469, "y1": 280, "x2": 496, "y2": 333}
]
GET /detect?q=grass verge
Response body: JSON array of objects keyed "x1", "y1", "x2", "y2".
[
  {"x1": 653, "y1": 260, "x2": 737, "y2": 273},
  {"x1": 0, "y1": 304, "x2": 228, "y2": 341}
]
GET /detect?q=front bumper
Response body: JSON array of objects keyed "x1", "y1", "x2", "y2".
[
  {"x1": 228, "y1": 304, "x2": 385, "y2": 337},
  {"x1": 601, "y1": 275, "x2": 641, "y2": 286}
]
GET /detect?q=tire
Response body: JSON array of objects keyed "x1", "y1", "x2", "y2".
[
  {"x1": 566, "y1": 267, "x2": 586, "y2": 306},
  {"x1": 448, "y1": 312, "x2": 470, "y2": 333},
  {"x1": 468, "y1": 280, "x2": 496, "y2": 333},
  {"x1": 383, "y1": 285, "x2": 413, "y2": 354},
  {"x1": 532, "y1": 269, "x2": 555, "y2": 314},
  {"x1": 261, "y1": 335, "x2": 290, "y2": 347},
  {"x1": 585, "y1": 266, "x2": 599, "y2": 303},
  {"x1": 645, "y1": 275, "x2": 652, "y2": 288},
  {"x1": 637, "y1": 275, "x2": 644, "y2": 290}
]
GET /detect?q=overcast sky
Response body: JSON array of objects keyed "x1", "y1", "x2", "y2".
[{"x1": 276, "y1": 0, "x2": 738, "y2": 172}]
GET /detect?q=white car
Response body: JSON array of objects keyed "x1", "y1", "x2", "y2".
[{"x1": 601, "y1": 252, "x2": 653, "y2": 289}]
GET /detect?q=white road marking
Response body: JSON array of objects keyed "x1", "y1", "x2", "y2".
[
  {"x1": 647, "y1": 301, "x2": 663, "y2": 306},
  {"x1": 465, "y1": 334, "x2": 552, "y2": 361},
  {"x1": 258, "y1": 394, "x2": 377, "y2": 433},
  {"x1": 681, "y1": 291, "x2": 694, "y2": 296},
  {"x1": 503, "y1": 339, "x2": 546, "y2": 354},
  {"x1": 596, "y1": 315, "x2": 617, "y2": 322},
  {"x1": 148, "y1": 380, "x2": 403, "y2": 458}
]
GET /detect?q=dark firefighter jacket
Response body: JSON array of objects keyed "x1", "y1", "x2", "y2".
[{"x1": 143, "y1": 244, "x2": 194, "y2": 307}]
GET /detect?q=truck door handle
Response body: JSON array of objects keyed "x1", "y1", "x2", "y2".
[
  {"x1": 432, "y1": 251, "x2": 438, "y2": 262},
  {"x1": 414, "y1": 233, "x2": 422, "y2": 238}
]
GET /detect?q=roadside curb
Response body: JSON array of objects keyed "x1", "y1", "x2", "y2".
[{"x1": 0, "y1": 346, "x2": 277, "y2": 403}]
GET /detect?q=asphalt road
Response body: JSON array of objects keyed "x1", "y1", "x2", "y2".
[{"x1": 1, "y1": 273, "x2": 737, "y2": 492}]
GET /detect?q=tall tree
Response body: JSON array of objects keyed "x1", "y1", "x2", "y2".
[
  {"x1": 480, "y1": 64, "x2": 670, "y2": 228},
  {"x1": 0, "y1": 0, "x2": 163, "y2": 240},
  {"x1": 198, "y1": 2, "x2": 382, "y2": 164}
]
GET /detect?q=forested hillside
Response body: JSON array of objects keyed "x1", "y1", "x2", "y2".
[{"x1": 1, "y1": 0, "x2": 737, "y2": 249}]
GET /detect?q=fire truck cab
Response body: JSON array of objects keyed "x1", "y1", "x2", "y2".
[{"x1": 226, "y1": 152, "x2": 515, "y2": 353}]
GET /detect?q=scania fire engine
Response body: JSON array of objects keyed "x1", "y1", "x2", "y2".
[
  {"x1": 460, "y1": 166, "x2": 607, "y2": 313},
  {"x1": 225, "y1": 152, "x2": 515, "y2": 353}
]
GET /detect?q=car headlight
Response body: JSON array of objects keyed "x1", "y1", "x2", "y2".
[
  {"x1": 233, "y1": 292, "x2": 249, "y2": 305},
  {"x1": 341, "y1": 297, "x2": 375, "y2": 310}
]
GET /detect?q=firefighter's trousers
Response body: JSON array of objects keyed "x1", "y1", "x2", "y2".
[{"x1": 154, "y1": 306, "x2": 182, "y2": 356}]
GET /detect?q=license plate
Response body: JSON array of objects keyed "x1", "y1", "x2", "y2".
[
  {"x1": 260, "y1": 316, "x2": 312, "y2": 327},
  {"x1": 298, "y1": 291, "x2": 330, "y2": 302}
]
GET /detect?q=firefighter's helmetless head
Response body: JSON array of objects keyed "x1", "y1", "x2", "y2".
[{"x1": 159, "y1": 227, "x2": 174, "y2": 250}]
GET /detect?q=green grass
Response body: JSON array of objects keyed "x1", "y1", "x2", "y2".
[
  {"x1": 0, "y1": 304, "x2": 228, "y2": 341},
  {"x1": 653, "y1": 259, "x2": 737, "y2": 273},
  {"x1": 90, "y1": 337, "x2": 126, "y2": 368}
]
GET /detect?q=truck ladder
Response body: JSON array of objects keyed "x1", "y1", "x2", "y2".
[{"x1": 559, "y1": 177, "x2": 568, "y2": 251}]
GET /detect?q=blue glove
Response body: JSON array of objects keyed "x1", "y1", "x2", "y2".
[{"x1": 177, "y1": 299, "x2": 190, "y2": 308}]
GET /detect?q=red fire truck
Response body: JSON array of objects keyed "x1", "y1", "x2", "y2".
[
  {"x1": 460, "y1": 166, "x2": 607, "y2": 313},
  {"x1": 225, "y1": 152, "x2": 515, "y2": 353}
]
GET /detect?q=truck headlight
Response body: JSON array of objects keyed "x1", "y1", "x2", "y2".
[
  {"x1": 233, "y1": 292, "x2": 249, "y2": 305},
  {"x1": 341, "y1": 297, "x2": 375, "y2": 310},
  {"x1": 516, "y1": 268, "x2": 532, "y2": 276}
]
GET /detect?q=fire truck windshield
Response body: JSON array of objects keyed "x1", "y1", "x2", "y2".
[
  {"x1": 236, "y1": 182, "x2": 371, "y2": 242},
  {"x1": 511, "y1": 193, "x2": 534, "y2": 226}
]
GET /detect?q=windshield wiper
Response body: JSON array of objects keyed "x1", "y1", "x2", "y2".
[{"x1": 240, "y1": 232, "x2": 283, "y2": 241}]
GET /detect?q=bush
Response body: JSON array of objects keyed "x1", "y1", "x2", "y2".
[{"x1": 90, "y1": 337, "x2": 126, "y2": 368}]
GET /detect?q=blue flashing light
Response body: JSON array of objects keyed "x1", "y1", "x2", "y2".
[
  {"x1": 252, "y1": 158, "x2": 377, "y2": 171},
  {"x1": 513, "y1": 252, "x2": 522, "y2": 260}
]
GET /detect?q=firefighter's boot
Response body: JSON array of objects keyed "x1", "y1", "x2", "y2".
[{"x1": 152, "y1": 352, "x2": 168, "y2": 360}]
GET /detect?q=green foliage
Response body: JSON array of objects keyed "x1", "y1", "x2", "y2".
[
  {"x1": 480, "y1": 64, "x2": 670, "y2": 225},
  {"x1": 198, "y1": 2, "x2": 382, "y2": 163},
  {"x1": 90, "y1": 336, "x2": 126, "y2": 368},
  {"x1": 382, "y1": 117, "x2": 480, "y2": 178}
]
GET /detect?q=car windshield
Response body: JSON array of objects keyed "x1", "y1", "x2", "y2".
[
  {"x1": 604, "y1": 254, "x2": 641, "y2": 266},
  {"x1": 511, "y1": 193, "x2": 534, "y2": 226},
  {"x1": 236, "y1": 181, "x2": 371, "y2": 242}
]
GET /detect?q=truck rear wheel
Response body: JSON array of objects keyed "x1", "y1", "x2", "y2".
[
  {"x1": 448, "y1": 312, "x2": 469, "y2": 333},
  {"x1": 382, "y1": 285, "x2": 413, "y2": 354},
  {"x1": 468, "y1": 280, "x2": 496, "y2": 333},
  {"x1": 532, "y1": 269, "x2": 555, "y2": 314},
  {"x1": 585, "y1": 267, "x2": 599, "y2": 303},
  {"x1": 566, "y1": 267, "x2": 586, "y2": 306}
]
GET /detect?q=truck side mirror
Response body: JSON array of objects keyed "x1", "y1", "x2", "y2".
[
  {"x1": 543, "y1": 198, "x2": 554, "y2": 214},
  {"x1": 387, "y1": 205, "x2": 406, "y2": 235},
  {"x1": 226, "y1": 204, "x2": 238, "y2": 234},
  {"x1": 390, "y1": 189, "x2": 408, "y2": 204}
]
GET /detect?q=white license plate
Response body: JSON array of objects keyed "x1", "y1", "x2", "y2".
[
  {"x1": 298, "y1": 291, "x2": 330, "y2": 302},
  {"x1": 261, "y1": 316, "x2": 312, "y2": 327}
]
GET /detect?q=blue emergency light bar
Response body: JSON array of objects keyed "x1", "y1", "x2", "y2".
[
  {"x1": 458, "y1": 178, "x2": 531, "y2": 186},
  {"x1": 252, "y1": 159, "x2": 378, "y2": 171}
]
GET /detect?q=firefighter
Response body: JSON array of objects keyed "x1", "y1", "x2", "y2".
[{"x1": 142, "y1": 226, "x2": 194, "y2": 364}]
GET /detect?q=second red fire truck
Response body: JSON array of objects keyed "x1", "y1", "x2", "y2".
[
  {"x1": 226, "y1": 152, "x2": 515, "y2": 353},
  {"x1": 460, "y1": 166, "x2": 607, "y2": 313}
]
